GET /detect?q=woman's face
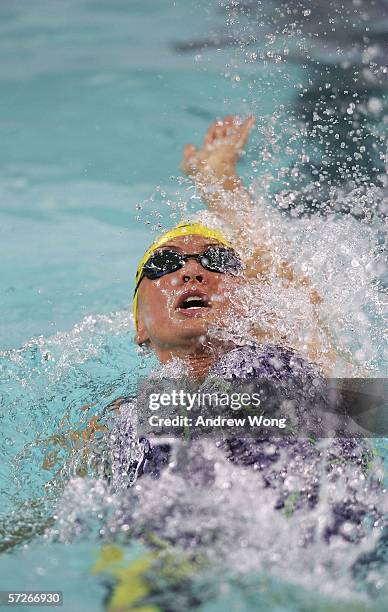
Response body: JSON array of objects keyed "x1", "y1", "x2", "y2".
[{"x1": 136, "y1": 234, "x2": 245, "y2": 355}]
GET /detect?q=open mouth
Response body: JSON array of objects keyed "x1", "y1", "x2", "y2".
[{"x1": 175, "y1": 290, "x2": 211, "y2": 314}]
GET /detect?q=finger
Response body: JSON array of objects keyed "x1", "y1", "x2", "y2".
[
  {"x1": 214, "y1": 122, "x2": 226, "y2": 140},
  {"x1": 181, "y1": 144, "x2": 198, "y2": 173},
  {"x1": 221, "y1": 121, "x2": 232, "y2": 139},
  {"x1": 223, "y1": 115, "x2": 236, "y2": 138},
  {"x1": 223, "y1": 114, "x2": 242, "y2": 139},
  {"x1": 237, "y1": 115, "x2": 255, "y2": 148},
  {"x1": 183, "y1": 143, "x2": 197, "y2": 159},
  {"x1": 242, "y1": 115, "x2": 255, "y2": 136},
  {"x1": 204, "y1": 122, "x2": 219, "y2": 146}
]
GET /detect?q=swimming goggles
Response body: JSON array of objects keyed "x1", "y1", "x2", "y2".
[{"x1": 134, "y1": 246, "x2": 243, "y2": 295}]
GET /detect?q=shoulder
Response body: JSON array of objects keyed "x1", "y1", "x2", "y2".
[
  {"x1": 95, "y1": 396, "x2": 137, "y2": 434},
  {"x1": 104, "y1": 395, "x2": 131, "y2": 410},
  {"x1": 211, "y1": 343, "x2": 321, "y2": 379}
]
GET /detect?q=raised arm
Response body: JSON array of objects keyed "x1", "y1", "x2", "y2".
[{"x1": 181, "y1": 116, "x2": 316, "y2": 288}]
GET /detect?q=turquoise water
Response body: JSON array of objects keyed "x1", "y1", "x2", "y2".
[{"x1": 0, "y1": 1, "x2": 387, "y2": 610}]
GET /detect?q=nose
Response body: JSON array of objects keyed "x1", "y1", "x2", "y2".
[{"x1": 179, "y1": 259, "x2": 205, "y2": 284}]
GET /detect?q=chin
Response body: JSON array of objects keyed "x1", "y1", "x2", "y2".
[{"x1": 173, "y1": 317, "x2": 209, "y2": 340}]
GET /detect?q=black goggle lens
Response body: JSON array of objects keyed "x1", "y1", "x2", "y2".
[
  {"x1": 201, "y1": 246, "x2": 242, "y2": 273},
  {"x1": 142, "y1": 249, "x2": 183, "y2": 279}
]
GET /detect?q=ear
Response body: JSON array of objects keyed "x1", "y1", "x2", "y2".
[{"x1": 135, "y1": 314, "x2": 150, "y2": 346}]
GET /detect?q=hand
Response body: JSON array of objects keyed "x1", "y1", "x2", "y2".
[{"x1": 181, "y1": 115, "x2": 255, "y2": 182}]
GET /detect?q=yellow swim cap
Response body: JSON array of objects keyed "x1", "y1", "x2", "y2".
[{"x1": 132, "y1": 221, "x2": 231, "y2": 331}]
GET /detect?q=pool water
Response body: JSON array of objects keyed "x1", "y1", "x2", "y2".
[{"x1": 0, "y1": 1, "x2": 387, "y2": 610}]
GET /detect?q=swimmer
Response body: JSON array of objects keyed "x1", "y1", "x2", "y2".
[{"x1": 36, "y1": 119, "x2": 382, "y2": 567}]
